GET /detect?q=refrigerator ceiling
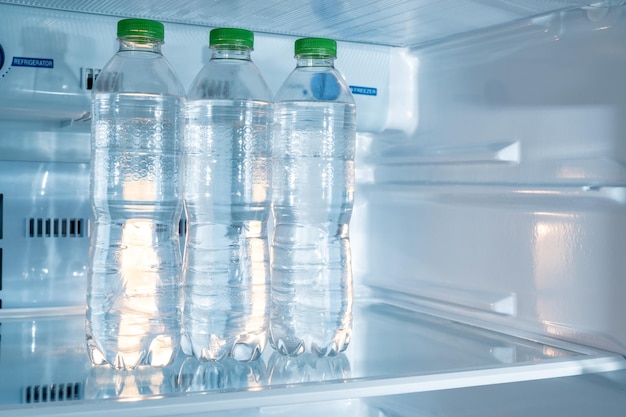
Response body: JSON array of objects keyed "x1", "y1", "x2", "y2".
[{"x1": 0, "y1": 0, "x2": 610, "y2": 47}]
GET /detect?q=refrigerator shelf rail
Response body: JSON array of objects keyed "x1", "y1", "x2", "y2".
[{"x1": 0, "y1": 297, "x2": 624, "y2": 416}]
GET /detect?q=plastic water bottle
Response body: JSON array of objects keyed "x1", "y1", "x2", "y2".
[
  {"x1": 87, "y1": 18, "x2": 185, "y2": 370},
  {"x1": 182, "y1": 28, "x2": 272, "y2": 362},
  {"x1": 270, "y1": 38, "x2": 356, "y2": 357},
  {"x1": 177, "y1": 356, "x2": 267, "y2": 392},
  {"x1": 267, "y1": 351, "x2": 351, "y2": 384}
]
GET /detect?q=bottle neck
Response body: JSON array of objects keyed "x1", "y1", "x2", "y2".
[
  {"x1": 118, "y1": 37, "x2": 163, "y2": 54},
  {"x1": 296, "y1": 56, "x2": 335, "y2": 68},
  {"x1": 211, "y1": 47, "x2": 251, "y2": 61}
]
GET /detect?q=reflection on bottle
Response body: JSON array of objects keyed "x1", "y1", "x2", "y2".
[
  {"x1": 84, "y1": 364, "x2": 176, "y2": 400},
  {"x1": 267, "y1": 352, "x2": 350, "y2": 385},
  {"x1": 177, "y1": 356, "x2": 267, "y2": 393}
]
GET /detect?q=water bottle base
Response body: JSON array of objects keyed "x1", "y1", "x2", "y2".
[
  {"x1": 269, "y1": 333, "x2": 351, "y2": 358},
  {"x1": 231, "y1": 341, "x2": 264, "y2": 362},
  {"x1": 181, "y1": 334, "x2": 266, "y2": 362},
  {"x1": 181, "y1": 335, "x2": 228, "y2": 362},
  {"x1": 87, "y1": 336, "x2": 178, "y2": 370}
]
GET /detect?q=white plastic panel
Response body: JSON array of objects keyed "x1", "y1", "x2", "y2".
[
  {"x1": 357, "y1": 4, "x2": 626, "y2": 354},
  {"x1": 0, "y1": 161, "x2": 89, "y2": 307},
  {"x1": 370, "y1": 369, "x2": 626, "y2": 417},
  {"x1": 0, "y1": 299, "x2": 624, "y2": 416},
  {"x1": 0, "y1": 1, "x2": 623, "y2": 416},
  {"x1": 0, "y1": 0, "x2": 606, "y2": 47},
  {"x1": 0, "y1": 3, "x2": 410, "y2": 308},
  {"x1": 0, "y1": 3, "x2": 406, "y2": 132}
]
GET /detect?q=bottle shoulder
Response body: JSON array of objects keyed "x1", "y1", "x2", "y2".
[
  {"x1": 274, "y1": 66, "x2": 354, "y2": 104},
  {"x1": 187, "y1": 58, "x2": 272, "y2": 101},
  {"x1": 93, "y1": 52, "x2": 185, "y2": 97}
]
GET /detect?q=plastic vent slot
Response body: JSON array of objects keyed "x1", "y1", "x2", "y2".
[
  {"x1": 0, "y1": 194, "x2": 3, "y2": 306},
  {"x1": 0, "y1": 247, "x2": 2, "y2": 307},
  {"x1": 81, "y1": 67, "x2": 101, "y2": 90},
  {"x1": 27, "y1": 218, "x2": 86, "y2": 238},
  {"x1": 179, "y1": 218, "x2": 187, "y2": 236},
  {"x1": 23, "y1": 382, "x2": 82, "y2": 403}
]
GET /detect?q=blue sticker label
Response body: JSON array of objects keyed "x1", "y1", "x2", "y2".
[
  {"x1": 350, "y1": 85, "x2": 377, "y2": 96},
  {"x1": 11, "y1": 56, "x2": 54, "y2": 68}
]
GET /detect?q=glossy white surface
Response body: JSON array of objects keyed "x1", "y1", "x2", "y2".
[
  {"x1": 1, "y1": 2, "x2": 626, "y2": 415},
  {"x1": 0, "y1": 0, "x2": 604, "y2": 47},
  {"x1": 356, "y1": 4, "x2": 626, "y2": 354},
  {"x1": 0, "y1": 3, "x2": 403, "y2": 132},
  {"x1": 0, "y1": 299, "x2": 624, "y2": 416}
]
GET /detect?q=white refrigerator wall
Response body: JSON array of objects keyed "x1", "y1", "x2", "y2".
[
  {"x1": 359, "y1": 5, "x2": 626, "y2": 354},
  {"x1": 0, "y1": 2, "x2": 625, "y2": 358},
  {"x1": 0, "y1": 4, "x2": 407, "y2": 305},
  {"x1": 2, "y1": 2, "x2": 626, "y2": 416}
]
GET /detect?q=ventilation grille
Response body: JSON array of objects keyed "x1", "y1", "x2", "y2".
[
  {"x1": 27, "y1": 218, "x2": 86, "y2": 238},
  {"x1": 24, "y1": 217, "x2": 185, "y2": 238},
  {"x1": 81, "y1": 67, "x2": 101, "y2": 90},
  {"x1": 1, "y1": 195, "x2": 3, "y2": 308},
  {"x1": 179, "y1": 218, "x2": 187, "y2": 236},
  {"x1": 23, "y1": 382, "x2": 83, "y2": 403}
]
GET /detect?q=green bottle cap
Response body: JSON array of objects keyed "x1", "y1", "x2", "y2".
[
  {"x1": 210, "y1": 28, "x2": 254, "y2": 49},
  {"x1": 294, "y1": 37, "x2": 337, "y2": 58},
  {"x1": 117, "y1": 18, "x2": 165, "y2": 41}
]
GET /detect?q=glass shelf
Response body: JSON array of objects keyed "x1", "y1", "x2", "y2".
[{"x1": 0, "y1": 298, "x2": 624, "y2": 416}]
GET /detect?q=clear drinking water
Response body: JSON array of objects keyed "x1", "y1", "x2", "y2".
[
  {"x1": 270, "y1": 101, "x2": 356, "y2": 357},
  {"x1": 182, "y1": 99, "x2": 271, "y2": 361},
  {"x1": 177, "y1": 356, "x2": 267, "y2": 392},
  {"x1": 87, "y1": 93, "x2": 184, "y2": 370},
  {"x1": 267, "y1": 351, "x2": 351, "y2": 385}
]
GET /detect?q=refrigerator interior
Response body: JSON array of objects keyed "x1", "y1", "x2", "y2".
[{"x1": 1, "y1": 0, "x2": 626, "y2": 415}]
